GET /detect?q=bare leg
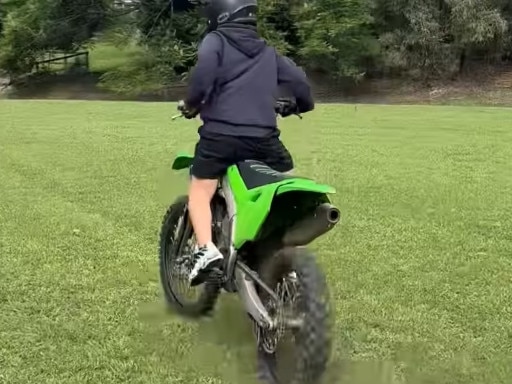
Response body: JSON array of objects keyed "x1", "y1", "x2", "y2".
[
  {"x1": 187, "y1": 176, "x2": 223, "y2": 285},
  {"x1": 188, "y1": 176, "x2": 218, "y2": 246}
]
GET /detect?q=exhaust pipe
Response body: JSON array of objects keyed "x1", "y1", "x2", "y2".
[{"x1": 282, "y1": 203, "x2": 341, "y2": 247}]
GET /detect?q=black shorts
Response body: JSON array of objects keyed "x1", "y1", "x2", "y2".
[{"x1": 191, "y1": 133, "x2": 294, "y2": 179}]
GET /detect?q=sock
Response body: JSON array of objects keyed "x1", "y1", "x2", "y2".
[{"x1": 196, "y1": 242, "x2": 217, "y2": 252}]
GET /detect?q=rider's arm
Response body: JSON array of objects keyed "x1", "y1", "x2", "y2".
[
  {"x1": 185, "y1": 33, "x2": 222, "y2": 110},
  {"x1": 276, "y1": 54, "x2": 314, "y2": 113}
]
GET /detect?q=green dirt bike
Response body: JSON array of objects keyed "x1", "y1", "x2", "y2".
[{"x1": 159, "y1": 99, "x2": 341, "y2": 384}]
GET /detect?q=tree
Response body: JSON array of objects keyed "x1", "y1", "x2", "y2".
[
  {"x1": 373, "y1": 0, "x2": 509, "y2": 78},
  {"x1": 2, "y1": 0, "x2": 512, "y2": 88},
  {"x1": 297, "y1": 0, "x2": 378, "y2": 78},
  {"x1": 0, "y1": 0, "x2": 111, "y2": 74}
]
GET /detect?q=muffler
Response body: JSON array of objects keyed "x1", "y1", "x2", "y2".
[{"x1": 282, "y1": 203, "x2": 341, "y2": 246}]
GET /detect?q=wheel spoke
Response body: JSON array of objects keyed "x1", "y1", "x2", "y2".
[
  {"x1": 159, "y1": 196, "x2": 221, "y2": 318},
  {"x1": 164, "y1": 209, "x2": 202, "y2": 303},
  {"x1": 258, "y1": 273, "x2": 303, "y2": 354}
]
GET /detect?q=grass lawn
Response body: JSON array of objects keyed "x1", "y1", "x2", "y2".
[
  {"x1": 1, "y1": 101, "x2": 511, "y2": 384},
  {"x1": 88, "y1": 42, "x2": 144, "y2": 73}
]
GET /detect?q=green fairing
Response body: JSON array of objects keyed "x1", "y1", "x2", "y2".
[
  {"x1": 226, "y1": 165, "x2": 335, "y2": 248},
  {"x1": 172, "y1": 153, "x2": 194, "y2": 170},
  {"x1": 171, "y1": 154, "x2": 336, "y2": 248}
]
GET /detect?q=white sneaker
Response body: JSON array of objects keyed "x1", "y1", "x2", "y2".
[{"x1": 189, "y1": 242, "x2": 223, "y2": 286}]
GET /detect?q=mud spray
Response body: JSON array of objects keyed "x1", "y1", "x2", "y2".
[{"x1": 136, "y1": 290, "x2": 431, "y2": 384}]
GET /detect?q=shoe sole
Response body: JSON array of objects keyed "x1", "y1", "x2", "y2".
[{"x1": 190, "y1": 259, "x2": 223, "y2": 287}]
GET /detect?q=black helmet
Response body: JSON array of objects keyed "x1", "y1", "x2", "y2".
[{"x1": 193, "y1": 0, "x2": 258, "y2": 30}]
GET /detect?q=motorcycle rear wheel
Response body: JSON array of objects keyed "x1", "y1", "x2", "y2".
[{"x1": 256, "y1": 247, "x2": 332, "y2": 384}]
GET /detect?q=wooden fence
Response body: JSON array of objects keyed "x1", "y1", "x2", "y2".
[{"x1": 34, "y1": 51, "x2": 89, "y2": 73}]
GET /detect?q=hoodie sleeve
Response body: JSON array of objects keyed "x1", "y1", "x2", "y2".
[
  {"x1": 185, "y1": 33, "x2": 223, "y2": 109},
  {"x1": 276, "y1": 54, "x2": 314, "y2": 113}
]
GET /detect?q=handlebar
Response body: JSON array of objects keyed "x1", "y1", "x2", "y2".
[{"x1": 171, "y1": 98, "x2": 301, "y2": 121}]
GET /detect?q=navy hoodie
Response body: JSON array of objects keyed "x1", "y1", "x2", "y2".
[{"x1": 185, "y1": 23, "x2": 314, "y2": 138}]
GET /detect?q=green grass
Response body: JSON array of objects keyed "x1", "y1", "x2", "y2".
[
  {"x1": 1, "y1": 101, "x2": 512, "y2": 384},
  {"x1": 88, "y1": 42, "x2": 144, "y2": 73}
]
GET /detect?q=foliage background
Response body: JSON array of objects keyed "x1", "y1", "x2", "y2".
[{"x1": 1, "y1": 0, "x2": 511, "y2": 93}]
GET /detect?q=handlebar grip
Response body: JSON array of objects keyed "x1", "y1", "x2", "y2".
[{"x1": 275, "y1": 98, "x2": 299, "y2": 117}]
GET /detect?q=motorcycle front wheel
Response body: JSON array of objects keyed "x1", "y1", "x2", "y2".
[{"x1": 158, "y1": 195, "x2": 221, "y2": 318}]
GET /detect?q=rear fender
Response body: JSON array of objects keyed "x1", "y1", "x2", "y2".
[
  {"x1": 226, "y1": 165, "x2": 336, "y2": 248},
  {"x1": 275, "y1": 179, "x2": 336, "y2": 196}
]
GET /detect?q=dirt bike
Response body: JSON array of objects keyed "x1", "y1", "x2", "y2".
[{"x1": 159, "y1": 99, "x2": 341, "y2": 384}]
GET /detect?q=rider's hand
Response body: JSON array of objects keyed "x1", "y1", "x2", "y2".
[
  {"x1": 177, "y1": 100, "x2": 199, "y2": 119},
  {"x1": 276, "y1": 99, "x2": 299, "y2": 118}
]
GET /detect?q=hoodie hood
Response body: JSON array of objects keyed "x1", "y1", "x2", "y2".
[{"x1": 216, "y1": 23, "x2": 266, "y2": 58}]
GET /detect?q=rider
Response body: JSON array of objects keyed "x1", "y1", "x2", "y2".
[{"x1": 180, "y1": 0, "x2": 315, "y2": 286}]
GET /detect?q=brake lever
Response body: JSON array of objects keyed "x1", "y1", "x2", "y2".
[{"x1": 276, "y1": 111, "x2": 303, "y2": 119}]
